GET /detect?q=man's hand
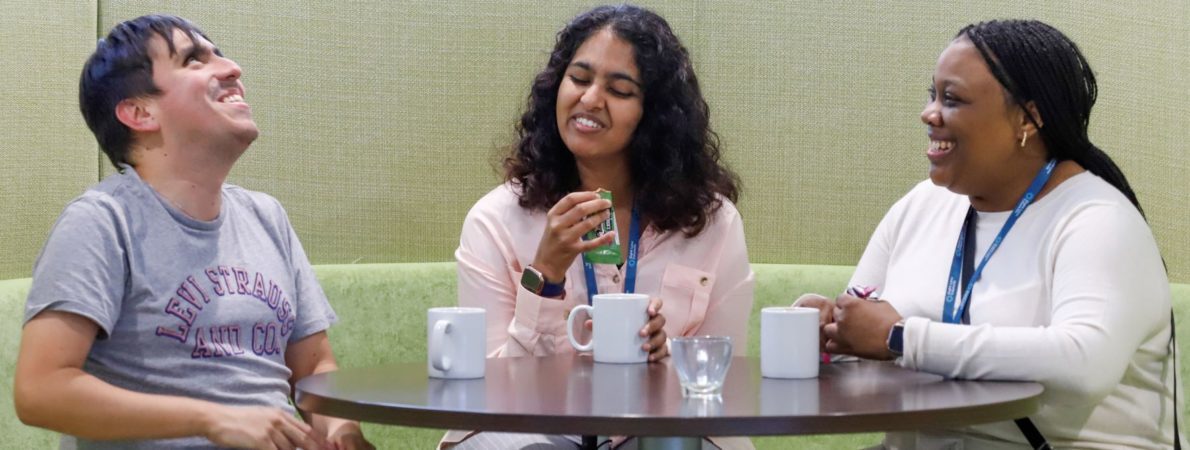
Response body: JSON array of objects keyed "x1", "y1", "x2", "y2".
[{"x1": 202, "y1": 405, "x2": 328, "y2": 450}]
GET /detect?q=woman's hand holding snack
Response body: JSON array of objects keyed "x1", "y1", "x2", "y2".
[{"x1": 531, "y1": 191, "x2": 614, "y2": 282}]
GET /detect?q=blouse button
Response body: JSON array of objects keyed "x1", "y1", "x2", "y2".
[
  {"x1": 699, "y1": 276, "x2": 709, "y2": 286},
  {"x1": 613, "y1": 274, "x2": 620, "y2": 283}
]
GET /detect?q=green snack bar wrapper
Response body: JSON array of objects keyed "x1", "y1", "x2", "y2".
[{"x1": 582, "y1": 189, "x2": 621, "y2": 264}]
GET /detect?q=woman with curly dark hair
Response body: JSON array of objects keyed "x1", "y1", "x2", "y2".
[{"x1": 448, "y1": 4, "x2": 754, "y2": 449}]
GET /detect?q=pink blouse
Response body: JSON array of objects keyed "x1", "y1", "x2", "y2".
[{"x1": 455, "y1": 183, "x2": 755, "y2": 358}]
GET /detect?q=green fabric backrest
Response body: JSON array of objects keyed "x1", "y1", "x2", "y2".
[
  {"x1": 2, "y1": 1, "x2": 1187, "y2": 284},
  {"x1": 308, "y1": 262, "x2": 853, "y2": 368}
]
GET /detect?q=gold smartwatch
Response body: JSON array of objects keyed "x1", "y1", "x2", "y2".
[{"x1": 521, "y1": 265, "x2": 565, "y2": 298}]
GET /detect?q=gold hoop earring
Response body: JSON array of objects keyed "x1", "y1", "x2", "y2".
[{"x1": 1020, "y1": 132, "x2": 1028, "y2": 148}]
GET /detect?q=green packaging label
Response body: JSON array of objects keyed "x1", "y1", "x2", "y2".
[{"x1": 582, "y1": 189, "x2": 621, "y2": 264}]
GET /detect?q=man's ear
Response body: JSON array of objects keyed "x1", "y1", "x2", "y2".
[{"x1": 114, "y1": 98, "x2": 159, "y2": 133}]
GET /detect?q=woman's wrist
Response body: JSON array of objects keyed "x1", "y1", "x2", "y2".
[{"x1": 531, "y1": 261, "x2": 566, "y2": 284}]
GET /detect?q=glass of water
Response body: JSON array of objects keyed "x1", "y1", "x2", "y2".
[{"x1": 670, "y1": 336, "x2": 733, "y2": 397}]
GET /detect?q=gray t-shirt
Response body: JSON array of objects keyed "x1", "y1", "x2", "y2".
[{"x1": 25, "y1": 166, "x2": 338, "y2": 449}]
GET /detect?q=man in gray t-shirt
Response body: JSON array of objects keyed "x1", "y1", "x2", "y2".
[{"x1": 13, "y1": 15, "x2": 372, "y2": 450}]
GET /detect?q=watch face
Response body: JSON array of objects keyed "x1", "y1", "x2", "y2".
[
  {"x1": 521, "y1": 267, "x2": 544, "y2": 293},
  {"x1": 888, "y1": 325, "x2": 905, "y2": 355}
]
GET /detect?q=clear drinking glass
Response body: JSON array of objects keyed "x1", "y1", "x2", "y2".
[{"x1": 670, "y1": 336, "x2": 733, "y2": 397}]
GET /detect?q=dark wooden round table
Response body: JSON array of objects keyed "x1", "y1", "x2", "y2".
[{"x1": 296, "y1": 354, "x2": 1042, "y2": 444}]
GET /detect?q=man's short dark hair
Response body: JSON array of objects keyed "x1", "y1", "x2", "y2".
[{"x1": 79, "y1": 14, "x2": 210, "y2": 168}]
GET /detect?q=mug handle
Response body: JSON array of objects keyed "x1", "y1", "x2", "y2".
[
  {"x1": 567, "y1": 304, "x2": 595, "y2": 352},
  {"x1": 430, "y1": 320, "x2": 452, "y2": 372}
]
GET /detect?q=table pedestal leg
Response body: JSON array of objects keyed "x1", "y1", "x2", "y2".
[
  {"x1": 637, "y1": 436, "x2": 703, "y2": 450},
  {"x1": 581, "y1": 435, "x2": 598, "y2": 450}
]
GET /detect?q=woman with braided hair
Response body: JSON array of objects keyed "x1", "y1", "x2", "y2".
[{"x1": 797, "y1": 20, "x2": 1182, "y2": 449}]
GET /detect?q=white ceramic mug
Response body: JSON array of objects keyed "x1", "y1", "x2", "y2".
[
  {"x1": 760, "y1": 306, "x2": 819, "y2": 379},
  {"x1": 427, "y1": 307, "x2": 485, "y2": 379},
  {"x1": 566, "y1": 293, "x2": 649, "y2": 363}
]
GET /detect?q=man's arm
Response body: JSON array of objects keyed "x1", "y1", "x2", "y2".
[
  {"x1": 15, "y1": 310, "x2": 326, "y2": 449},
  {"x1": 287, "y1": 331, "x2": 373, "y2": 449}
]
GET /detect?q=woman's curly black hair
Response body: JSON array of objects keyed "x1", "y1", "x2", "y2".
[{"x1": 504, "y1": 4, "x2": 740, "y2": 237}]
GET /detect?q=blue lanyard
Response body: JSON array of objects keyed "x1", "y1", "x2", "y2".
[
  {"x1": 583, "y1": 206, "x2": 641, "y2": 305},
  {"x1": 942, "y1": 159, "x2": 1057, "y2": 324}
]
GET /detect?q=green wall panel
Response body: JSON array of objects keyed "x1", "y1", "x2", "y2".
[
  {"x1": 4, "y1": 1, "x2": 1186, "y2": 282},
  {"x1": 0, "y1": 1, "x2": 100, "y2": 280},
  {"x1": 691, "y1": 0, "x2": 1190, "y2": 283}
]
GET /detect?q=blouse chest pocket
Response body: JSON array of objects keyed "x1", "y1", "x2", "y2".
[{"x1": 660, "y1": 264, "x2": 715, "y2": 336}]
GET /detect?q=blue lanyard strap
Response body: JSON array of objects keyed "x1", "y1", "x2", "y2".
[
  {"x1": 942, "y1": 159, "x2": 1057, "y2": 324},
  {"x1": 583, "y1": 206, "x2": 641, "y2": 305}
]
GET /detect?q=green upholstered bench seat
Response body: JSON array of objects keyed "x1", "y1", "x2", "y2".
[{"x1": 3, "y1": 263, "x2": 1188, "y2": 448}]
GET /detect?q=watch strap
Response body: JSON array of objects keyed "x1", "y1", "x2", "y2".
[
  {"x1": 522, "y1": 265, "x2": 565, "y2": 298},
  {"x1": 539, "y1": 276, "x2": 565, "y2": 297}
]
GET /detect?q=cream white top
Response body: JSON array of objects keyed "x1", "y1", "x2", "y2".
[{"x1": 852, "y1": 172, "x2": 1183, "y2": 449}]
